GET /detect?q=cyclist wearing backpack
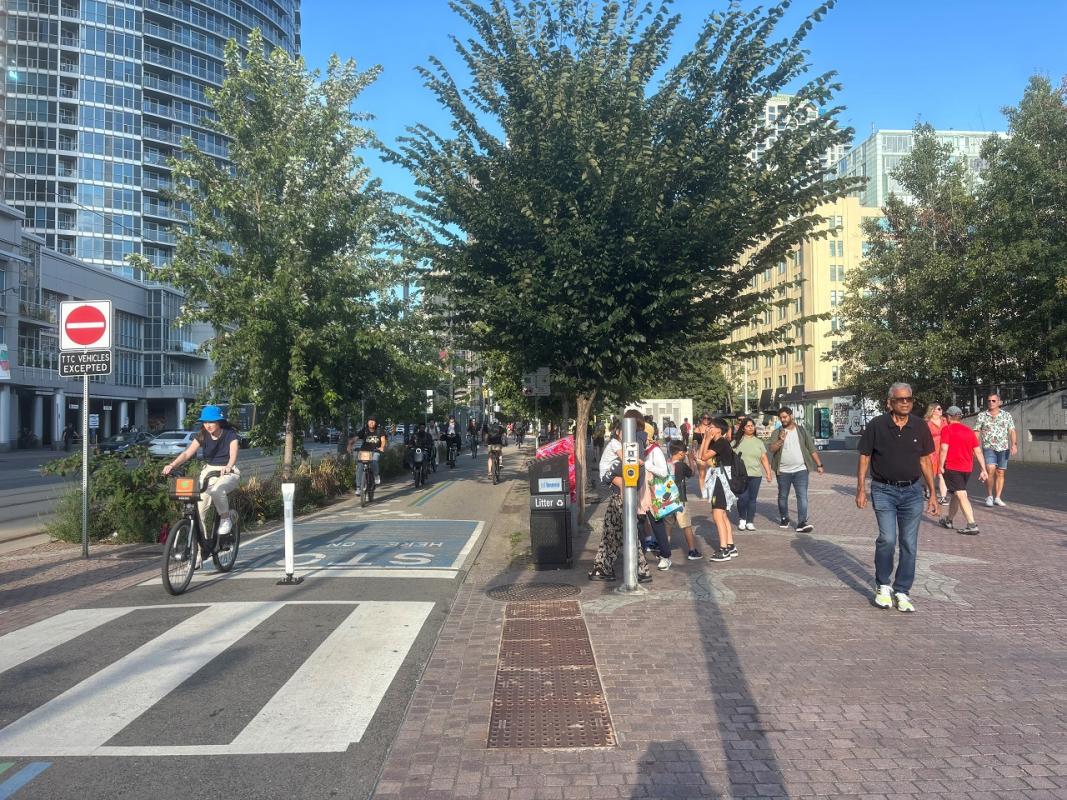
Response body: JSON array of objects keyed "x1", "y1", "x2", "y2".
[{"x1": 699, "y1": 417, "x2": 741, "y2": 562}]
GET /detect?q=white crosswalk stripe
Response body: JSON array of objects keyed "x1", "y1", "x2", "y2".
[{"x1": 0, "y1": 600, "x2": 433, "y2": 757}]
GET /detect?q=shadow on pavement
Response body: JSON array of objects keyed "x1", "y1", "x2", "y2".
[
  {"x1": 630, "y1": 739, "x2": 719, "y2": 799},
  {"x1": 790, "y1": 532, "x2": 872, "y2": 600}
]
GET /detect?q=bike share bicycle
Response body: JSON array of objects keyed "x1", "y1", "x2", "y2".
[
  {"x1": 488, "y1": 443, "x2": 503, "y2": 484},
  {"x1": 357, "y1": 449, "x2": 377, "y2": 506},
  {"x1": 411, "y1": 445, "x2": 429, "y2": 488},
  {"x1": 162, "y1": 468, "x2": 241, "y2": 595}
]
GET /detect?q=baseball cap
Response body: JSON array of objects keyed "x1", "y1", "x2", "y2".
[{"x1": 945, "y1": 405, "x2": 963, "y2": 416}]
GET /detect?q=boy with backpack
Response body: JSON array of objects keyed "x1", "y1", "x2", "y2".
[{"x1": 698, "y1": 418, "x2": 744, "y2": 562}]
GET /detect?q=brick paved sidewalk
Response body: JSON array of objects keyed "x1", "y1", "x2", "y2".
[{"x1": 372, "y1": 452, "x2": 1067, "y2": 800}]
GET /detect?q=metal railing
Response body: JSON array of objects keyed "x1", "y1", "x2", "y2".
[{"x1": 19, "y1": 300, "x2": 58, "y2": 324}]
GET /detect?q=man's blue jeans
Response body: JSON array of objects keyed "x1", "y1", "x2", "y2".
[
  {"x1": 871, "y1": 481, "x2": 923, "y2": 593},
  {"x1": 737, "y1": 476, "x2": 762, "y2": 524},
  {"x1": 776, "y1": 469, "x2": 809, "y2": 524}
]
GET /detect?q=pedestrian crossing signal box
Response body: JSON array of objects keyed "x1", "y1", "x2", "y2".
[
  {"x1": 622, "y1": 463, "x2": 639, "y2": 487},
  {"x1": 528, "y1": 454, "x2": 572, "y2": 569}
]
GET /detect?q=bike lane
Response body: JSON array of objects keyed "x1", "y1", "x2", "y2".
[{"x1": 0, "y1": 442, "x2": 524, "y2": 800}]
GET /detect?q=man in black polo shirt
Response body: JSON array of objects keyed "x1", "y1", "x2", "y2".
[{"x1": 856, "y1": 382, "x2": 938, "y2": 613}]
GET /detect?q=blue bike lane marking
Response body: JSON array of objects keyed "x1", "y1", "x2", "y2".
[
  {"x1": 0, "y1": 762, "x2": 51, "y2": 799},
  {"x1": 237, "y1": 519, "x2": 484, "y2": 572}
]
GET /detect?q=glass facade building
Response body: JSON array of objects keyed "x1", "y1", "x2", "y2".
[
  {"x1": 836, "y1": 129, "x2": 1005, "y2": 208},
  {"x1": 2, "y1": 0, "x2": 301, "y2": 279}
]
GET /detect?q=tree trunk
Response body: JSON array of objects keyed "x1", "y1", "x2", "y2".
[
  {"x1": 282, "y1": 401, "x2": 295, "y2": 482},
  {"x1": 574, "y1": 390, "x2": 597, "y2": 527}
]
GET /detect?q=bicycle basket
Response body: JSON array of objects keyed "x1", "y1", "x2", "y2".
[
  {"x1": 357, "y1": 450, "x2": 376, "y2": 463},
  {"x1": 169, "y1": 476, "x2": 200, "y2": 500},
  {"x1": 413, "y1": 447, "x2": 424, "y2": 463}
]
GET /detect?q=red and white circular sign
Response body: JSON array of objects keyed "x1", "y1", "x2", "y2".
[{"x1": 60, "y1": 301, "x2": 112, "y2": 350}]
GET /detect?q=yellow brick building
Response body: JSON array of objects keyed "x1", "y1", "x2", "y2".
[{"x1": 728, "y1": 196, "x2": 882, "y2": 410}]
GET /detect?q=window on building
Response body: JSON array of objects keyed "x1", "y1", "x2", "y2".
[
  {"x1": 832, "y1": 366, "x2": 840, "y2": 384},
  {"x1": 778, "y1": 374, "x2": 788, "y2": 387},
  {"x1": 830, "y1": 316, "x2": 845, "y2": 333},
  {"x1": 778, "y1": 352, "x2": 787, "y2": 366},
  {"x1": 794, "y1": 372, "x2": 804, "y2": 386},
  {"x1": 777, "y1": 260, "x2": 786, "y2": 275},
  {"x1": 764, "y1": 355, "x2": 773, "y2": 368},
  {"x1": 777, "y1": 304, "x2": 786, "y2": 321},
  {"x1": 795, "y1": 348, "x2": 803, "y2": 363},
  {"x1": 763, "y1": 377, "x2": 771, "y2": 390},
  {"x1": 749, "y1": 357, "x2": 758, "y2": 370},
  {"x1": 763, "y1": 268, "x2": 772, "y2": 282}
]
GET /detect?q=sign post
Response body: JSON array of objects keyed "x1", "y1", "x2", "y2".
[
  {"x1": 617, "y1": 414, "x2": 646, "y2": 594},
  {"x1": 277, "y1": 482, "x2": 302, "y2": 585},
  {"x1": 60, "y1": 300, "x2": 112, "y2": 559}
]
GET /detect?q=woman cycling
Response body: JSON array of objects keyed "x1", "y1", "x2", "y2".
[
  {"x1": 162, "y1": 405, "x2": 240, "y2": 538},
  {"x1": 348, "y1": 416, "x2": 387, "y2": 495}
]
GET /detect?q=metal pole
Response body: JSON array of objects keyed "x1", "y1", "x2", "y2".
[
  {"x1": 81, "y1": 374, "x2": 89, "y2": 558},
  {"x1": 743, "y1": 364, "x2": 749, "y2": 415},
  {"x1": 618, "y1": 415, "x2": 641, "y2": 593}
]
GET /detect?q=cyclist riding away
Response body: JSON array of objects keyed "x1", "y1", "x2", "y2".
[
  {"x1": 162, "y1": 404, "x2": 240, "y2": 542},
  {"x1": 486, "y1": 419, "x2": 505, "y2": 480},
  {"x1": 349, "y1": 416, "x2": 387, "y2": 496}
]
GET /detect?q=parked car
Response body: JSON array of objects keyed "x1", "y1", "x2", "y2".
[
  {"x1": 148, "y1": 430, "x2": 198, "y2": 458},
  {"x1": 97, "y1": 431, "x2": 155, "y2": 454}
]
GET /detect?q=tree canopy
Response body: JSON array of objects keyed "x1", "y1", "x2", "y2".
[{"x1": 392, "y1": 0, "x2": 860, "y2": 513}]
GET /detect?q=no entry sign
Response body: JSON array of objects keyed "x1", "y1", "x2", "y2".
[{"x1": 60, "y1": 300, "x2": 112, "y2": 350}]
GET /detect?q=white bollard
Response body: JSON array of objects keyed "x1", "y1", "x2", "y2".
[{"x1": 277, "y1": 482, "x2": 303, "y2": 585}]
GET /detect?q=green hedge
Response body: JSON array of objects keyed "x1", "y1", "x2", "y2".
[{"x1": 43, "y1": 444, "x2": 406, "y2": 544}]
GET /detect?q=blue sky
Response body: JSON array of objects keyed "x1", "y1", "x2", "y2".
[{"x1": 299, "y1": 0, "x2": 1066, "y2": 198}]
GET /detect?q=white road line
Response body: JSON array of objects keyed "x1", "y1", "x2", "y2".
[
  {"x1": 0, "y1": 602, "x2": 282, "y2": 757},
  {"x1": 0, "y1": 608, "x2": 133, "y2": 676},
  {"x1": 227, "y1": 600, "x2": 433, "y2": 753},
  {"x1": 138, "y1": 567, "x2": 459, "y2": 584},
  {"x1": 450, "y1": 520, "x2": 485, "y2": 569}
]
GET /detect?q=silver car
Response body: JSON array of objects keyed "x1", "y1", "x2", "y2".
[{"x1": 147, "y1": 430, "x2": 198, "y2": 458}]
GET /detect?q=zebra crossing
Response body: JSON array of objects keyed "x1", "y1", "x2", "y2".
[{"x1": 0, "y1": 600, "x2": 433, "y2": 757}]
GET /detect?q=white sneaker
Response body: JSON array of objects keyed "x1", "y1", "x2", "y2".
[
  {"x1": 985, "y1": 496, "x2": 994, "y2": 507},
  {"x1": 873, "y1": 584, "x2": 893, "y2": 609},
  {"x1": 376, "y1": 475, "x2": 381, "y2": 486},
  {"x1": 894, "y1": 592, "x2": 916, "y2": 613},
  {"x1": 657, "y1": 557, "x2": 672, "y2": 571},
  {"x1": 746, "y1": 521, "x2": 756, "y2": 531},
  {"x1": 736, "y1": 521, "x2": 746, "y2": 531},
  {"x1": 355, "y1": 487, "x2": 361, "y2": 496},
  {"x1": 993, "y1": 497, "x2": 1006, "y2": 507},
  {"x1": 218, "y1": 515, "x2": 232, "y2": 536}
]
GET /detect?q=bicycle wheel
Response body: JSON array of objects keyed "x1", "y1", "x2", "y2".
[
  {"x1": 162, "y1": 518, "x2": 196, "y2": 595},
  {"x1": 360, "y1": 469, "x2": 369, "y2": 507},
  {"x1": 366, "y1": 469, "x2": 375, "y2": 503},
  {"x1": 212, "y1": 512, "x2": 240, "y2": 572},
  {"x1": 493, "y1": 455, "x2": 499, "y2": 484}
]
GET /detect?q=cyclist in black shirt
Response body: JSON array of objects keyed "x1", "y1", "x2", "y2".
[
  {"x1": 485, "y1": 420, "x2": 505, "y2": 480},
  {"x1": 348, "y1": 416, "x2": 387, "y2": 496}
]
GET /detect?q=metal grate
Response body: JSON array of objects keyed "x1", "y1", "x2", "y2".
[
  {"x1": 486, "y1": 582, "x2": 580, "y2": 602},
  {"x1": 488, "y1": 600, "x2": 615, "y2": 749}
]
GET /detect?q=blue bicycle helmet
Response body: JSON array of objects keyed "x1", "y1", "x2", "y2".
[{"x1": 197, "y1": 405, "x2": 225, "y2": 422}]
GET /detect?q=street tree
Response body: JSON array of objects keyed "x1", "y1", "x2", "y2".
[
  {"x1": 142, "y1": 31, "x2": 397, "y2": 479},
  {"x1": 977, "y1": 76, "x2": 1067, "y2": 382},
  {"x1": 831, "y1": 124, "x2": 988, "y2": 403},
  {"x1": 394, "y1": 0, "x2": 860, "y2": 518}
]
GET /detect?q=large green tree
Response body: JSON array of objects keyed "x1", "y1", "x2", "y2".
[
  {"x1": 145, "y1": 32, "x2": 398, "y2": 478},
  {"x1": 393, "y1": 0, "x2": 859, "y2": 517},
  {"x1": 978, "y1": 76, "x2": 1067, "y2": 381}
]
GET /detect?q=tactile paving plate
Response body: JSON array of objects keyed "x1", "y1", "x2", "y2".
[
  {"x1": 486, "y1": 582, "x2": 581, "y2": 602},
  {"x1": 504, "y1": 601, "x2": 582, "y2": 620},
  {"x1": 488, "y1": 600, "x2": 615, "y2": 749},
  {"x1": 502, "y1": 618, "x2": 588, "y2": 641}
]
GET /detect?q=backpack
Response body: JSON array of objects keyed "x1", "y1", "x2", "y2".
[{"x1": 724, "y1": 447, "x2": 749, "y2": 494}]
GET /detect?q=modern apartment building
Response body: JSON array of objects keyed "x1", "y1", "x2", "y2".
[
  {"x1": 758, "y1": 93, "x2": 849, "y2": 174},
  {"x1": 727, "y1": 196, "x2": 882, "y2": 413},
  {"x1": 836, "y1": 128, "x2": 1003, "y2": 208},
  {"x1": 0, "y1": 201, "x2": 214, "y2": 450},
  {"x1": 2, "y1": 0, "x2": 301, "y2": 278}
]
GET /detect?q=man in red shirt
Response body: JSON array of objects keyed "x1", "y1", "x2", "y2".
[{"x1": 937, "y1": 406, "x2": 988, "y2": 535}]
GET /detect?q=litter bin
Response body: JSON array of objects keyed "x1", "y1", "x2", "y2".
[{"x1": 528, "y1": 453, "x2": 572, "y2": 568}]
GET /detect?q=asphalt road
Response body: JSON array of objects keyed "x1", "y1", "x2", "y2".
[
  {"x1": 0, "y1": 443, "x2": 345, "y2": 550},
  {"x1": 0, "y1": 439, "x2": 523, "y2": 800}
]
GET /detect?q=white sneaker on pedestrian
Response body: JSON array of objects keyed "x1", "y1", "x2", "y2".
[
  {"x1": 873, "y1": 584, "x2": 893, "y2": 609},
  {"x1": 985, "y1": 496, "x2": 994, "y2": 507},
  {"x1": 218, "y1": 515, "x2": 232, "y2": 536},
  {"x1": 736, "y1": 521, "x2": 745, "y2": 531},
  {"x1": 355, "y1": 487, "x2": 361, "y2": 496},
  {"x1": 657, "y1": 557, "x2": 672, "y2": 571},
  {"x1": 746, "y1": 521, "x2": 756, "y2": 531},
  {"x1": 993, "y1": 497, "x2": 1006, "y2": 507},
  {"x1": 376, "y1": 475, "x2": 381, "y2": 486}
]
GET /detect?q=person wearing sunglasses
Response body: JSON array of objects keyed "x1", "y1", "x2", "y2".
[
  {"x1": 974, "y1": 393, "x2": 1017, "y2": 507},
  {"x1": 856, "y1": 382, "x2": 938, "y2": 613}
]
